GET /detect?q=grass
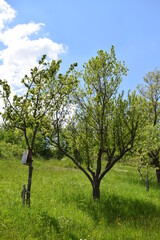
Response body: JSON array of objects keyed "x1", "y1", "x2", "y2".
[{"x1": 0, "y1": 157, "x2": 160, "y2": 240}]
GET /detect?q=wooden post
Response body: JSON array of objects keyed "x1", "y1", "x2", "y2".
[
  {"x1": 26, "y1": 150, "x2": 33, "y2": 206},
  {"x1": 21, "y1": 184, "x2": 26, "y2": 206}
]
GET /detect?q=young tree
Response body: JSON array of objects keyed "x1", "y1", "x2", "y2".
[
  {"x1": 136, "y1": 124, "x2": 159, "y2": 190},
  {"x1": 0, "y1": 55, "x2": 78, "y2": 205},
  {"x1": 137, "y1": 69, "x2": 160, "y2": 183},
  {"x1": 47, "y1": 47, "x2": 143, "y2": 199},
  {"x1": 138, "y1": 162, "x2": 156, "y2": 191}
]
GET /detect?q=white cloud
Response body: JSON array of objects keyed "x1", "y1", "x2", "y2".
[
  {"x1": 0, "y1": 0, "x2": 16, "y2": 31},
  {"x1": 0, "y1": 0, "x2": 66, "y2": 93}
]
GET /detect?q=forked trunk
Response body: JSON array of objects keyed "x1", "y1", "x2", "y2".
[
  {"x1": 92, "y1": 179, "x2": 100, "y2": 199},
  {"x1": 26, "y1": 150, "x2": 33, "y2": 206}
]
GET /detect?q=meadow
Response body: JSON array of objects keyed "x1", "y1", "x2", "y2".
[{"x1": 0, "y1": 157, "x2": 160, "y2": 240}]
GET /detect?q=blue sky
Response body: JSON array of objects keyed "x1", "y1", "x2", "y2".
[{"x1": 1, "y1": 0, "x2": 160, "y2": 94}]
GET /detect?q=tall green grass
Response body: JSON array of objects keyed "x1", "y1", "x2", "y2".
[{"x1": 0, "y1": 157, "x2": 160, "y2": 239}]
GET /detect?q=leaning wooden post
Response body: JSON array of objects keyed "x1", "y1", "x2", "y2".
[
  {"x1": 21, "y1": 184, "x2": 26, "y2": 206},
  {"x1": 26, "y1": 149, "x2": 33, "y2": 207}
]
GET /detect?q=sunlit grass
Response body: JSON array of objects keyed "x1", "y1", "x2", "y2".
[{"x1": 0, "y1": 157, "x2": 160, "y2": 239}]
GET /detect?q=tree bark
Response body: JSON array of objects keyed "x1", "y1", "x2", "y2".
[
  {"x1": 156, "y1": 168, "x2": 160, "y2": 183},
  {"x1": 146, "y1": 181, "x2": 149, "y2": 191},
  {"x1": 146, "y1": 171, "x2": 149, "y2": 191},
  {"x1": 92, "y1": 179, "x2": 100, "y2": 200},
  {"x1": 26, "y1": 150, "x2": 33, "y2": 206},
  {"x1": 153, "y1": 155, "x2": 160, "y2": 183}
]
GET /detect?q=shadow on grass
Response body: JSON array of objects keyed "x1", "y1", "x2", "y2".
[
  {"x1": 40, "y1": 211, "x2": 79, "y2": 240},
  {"x1": 41, "y1": 211, "x2": 60, "y2": 232},
  {"x1": 72, "y1": 193, "x2": 160, "y2": 226},
  {"x1": 126, "y1": 175, "x2": 160, "y2": 191}
]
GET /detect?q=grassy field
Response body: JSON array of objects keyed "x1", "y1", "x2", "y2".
[{"x1": 0, "y1": 157, "x2": 160, "y2": 240}]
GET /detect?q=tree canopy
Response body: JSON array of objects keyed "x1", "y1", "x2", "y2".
[
  {"x1": 137, "y1": 69, "x2": 160, "y2": 183},
  {"x1": 0, "y1": 55, "x2": 78, "y2": 204},
  {"x1": 46, "y1": 46, "x2": 144, "y2": 199}
]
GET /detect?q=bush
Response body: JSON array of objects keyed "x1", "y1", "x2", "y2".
[{"x1": 0, "y1": 141, "x2": 24, "y2": 159}]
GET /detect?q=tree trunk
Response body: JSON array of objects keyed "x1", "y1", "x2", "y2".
[
  {"x1": 92, "y1": 180, "x2": 100, "y2": 200},
  {"x1": 26, "y1": 150, "x2": 33, "y2": 206},
  {"x1": 153, "y1": 156, "x2": 160, "y2": 183},
  {"x1": 146, "y1": 171, "x2": 149, "y2": 191},
  {"x1": 146, "y1": 181, "x2": 149, "y2": 191},
  {"x1": 156, "y1": 168, "x2": 160, "y2": 183}
]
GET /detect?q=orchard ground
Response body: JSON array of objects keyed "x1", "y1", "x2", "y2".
[{"x1": 0, "y1": 157, "x2": 160, "y2": 240}]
